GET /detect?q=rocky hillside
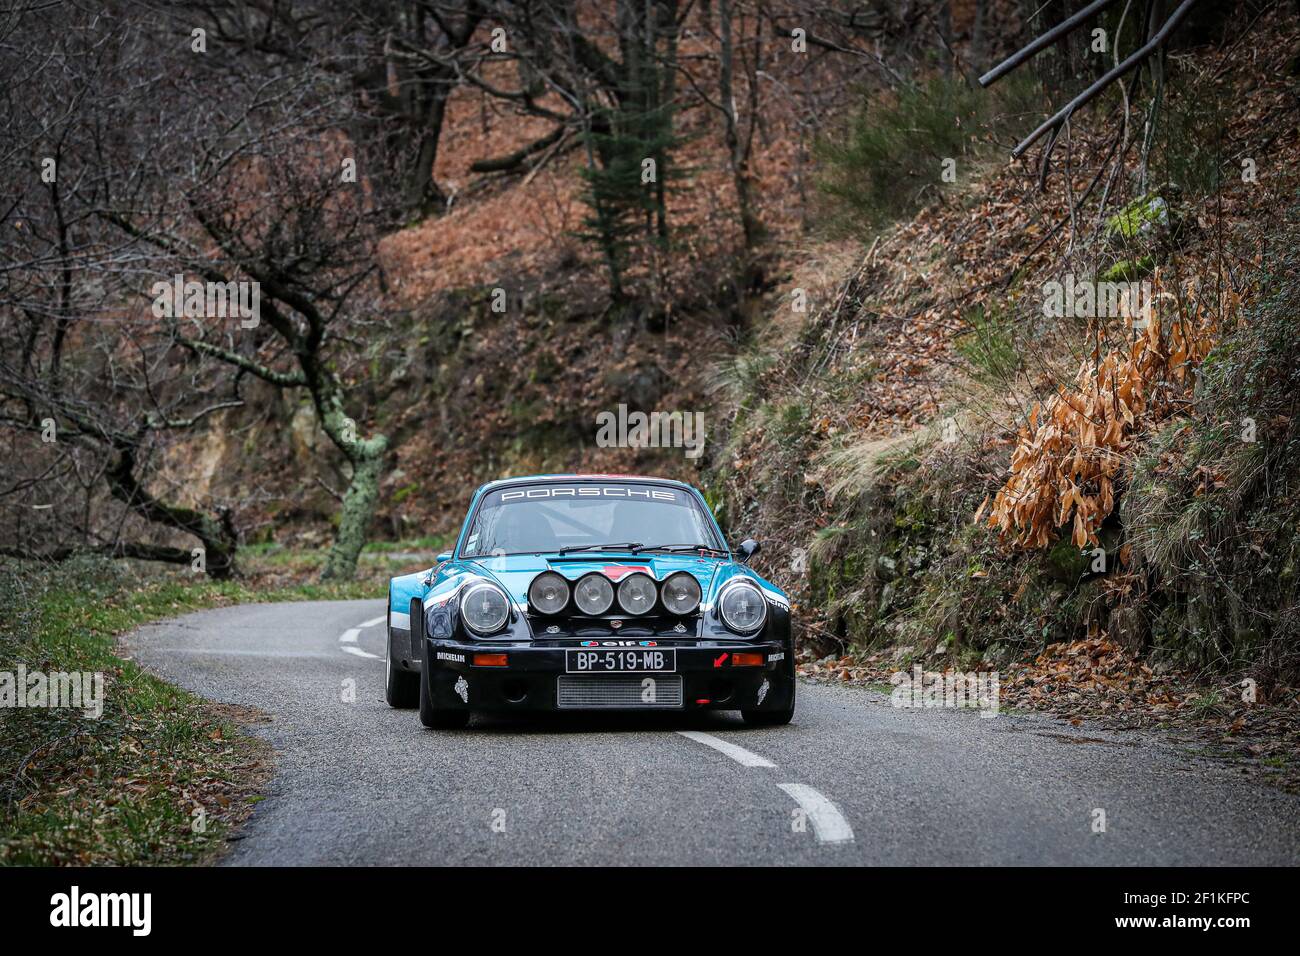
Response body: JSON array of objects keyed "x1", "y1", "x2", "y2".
[{"x1": 706, "y1": 8, "x2": 1300, "y2": 773}]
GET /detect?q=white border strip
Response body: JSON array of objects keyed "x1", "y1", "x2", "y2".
[
  {"x1": 777, "y1": 783, "x2": 854, "y2": 844},
  {"x1": 676, "y1": 731, "x2": 776, "y2": 768},
  {"x1": 337, "y1": 615, "x2": 387, "y2": 661}
]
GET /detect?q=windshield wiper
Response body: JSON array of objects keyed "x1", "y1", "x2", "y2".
[
  {"x1": 557, "y1": 541, "x2": 643, "y2": 555},
  {"x1": 632, "y1": 543, "x2": 728, "y2": 556}
]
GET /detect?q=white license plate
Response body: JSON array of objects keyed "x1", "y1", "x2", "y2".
[{"x1": 565, "y1": 649, "x2": 677, "y2": 673}]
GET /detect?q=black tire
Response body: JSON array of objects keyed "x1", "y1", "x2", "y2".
[
  {"x1": 419, "y1": 644, "x2": 470, "y2": 729},
  {"x1": 384, "y1": 606, "x2": 419, "y2": 709},
  {"x1": 741, "y1": 678, "x2": 795, "y2": 726}
]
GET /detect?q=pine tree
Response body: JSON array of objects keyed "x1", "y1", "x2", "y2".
[{"x1": 575, "y1": 0, "x2": 681, "y2": 304}]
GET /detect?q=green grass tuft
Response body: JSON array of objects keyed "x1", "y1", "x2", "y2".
[{"x1": 0, "y1": 555, "x2": 385, "y2": 865}]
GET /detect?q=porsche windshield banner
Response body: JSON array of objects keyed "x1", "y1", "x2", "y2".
[{"x1": 498, "y1": 485, "x2": 679, "y2": 502}]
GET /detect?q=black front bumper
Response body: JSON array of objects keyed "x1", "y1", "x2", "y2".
[{"x1": 424, "y1": 638, "x2": 794, "y2": 713}]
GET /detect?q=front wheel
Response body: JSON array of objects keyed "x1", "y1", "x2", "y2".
[
  {"x1": 419, "y1": 653, "x2": 470, "y2": 729},
  {"x1": 384, "y1": 612, "x2": 419, "y2": 709}
]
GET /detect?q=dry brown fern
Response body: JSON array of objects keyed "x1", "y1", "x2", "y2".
[{"x1": 986, "y1": 271, "x2": 1235, "y2": 550}]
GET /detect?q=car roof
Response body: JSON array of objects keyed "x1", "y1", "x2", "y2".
[{"x1": 475, "y1": 474, "x2": 698, "y2": 494}]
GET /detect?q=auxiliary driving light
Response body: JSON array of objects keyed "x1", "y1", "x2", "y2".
[
  {"x1": 617, "y1": 572, "x2": 658, "y2": 615},
  {"x1": 573, "y1": 572, "x2": 615, "y2": 615},
  {"x1": 528, "y1": 571, "x2": 569, "y2": 615}
]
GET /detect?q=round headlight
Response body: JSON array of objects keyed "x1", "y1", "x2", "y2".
[
  {"x1": 572, "y1": 573, "x2": 614, "y2": 615},
  {"x1": 661, "y1": 572, "x2": 701, "y2": 615},
  {"x1": 719, "y1": 581, "x2": 767, "y2": 633},
  {"x1": 461, "y1": 583, "x2": 509, "y2": 635},
  {"x1": 528, "y1": 571, "x2": 569, "y2": 615},
  {"x1": 617, "y1": 573, "x2": 657, "y2": 615}
]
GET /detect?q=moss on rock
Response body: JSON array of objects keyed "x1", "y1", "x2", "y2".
[{"x1": 1100, "y1": 256, "x2": 1156, "y2": 282}]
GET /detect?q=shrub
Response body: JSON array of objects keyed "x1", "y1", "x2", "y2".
[
  {"x1": 816, "y1": 74, "x2": 1040, "y2": 236},
  {"x1": 956, "y1": 304, "x2": 1022, "y2": 383},
  {"x1": 986, "y1": 270, "x2": 1230, "y2": 550}
]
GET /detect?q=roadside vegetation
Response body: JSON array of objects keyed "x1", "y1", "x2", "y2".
[
  {"x1": 0, "y1": 550, "x2": 408, "y2": 865},
  {"x1": 709, "y1": 10, "x2": 1300, "y2": 786},
  {"x1": 816, "y1": 73, "x2": 1040, "y2": 236}
]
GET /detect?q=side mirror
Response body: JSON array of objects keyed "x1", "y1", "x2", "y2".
[
  {"x1": 435, "y1": 552, "x2": 452, "y2": 563},
  {"x1": 737, "y1": 538, "x2": 761, "y2": 563}
]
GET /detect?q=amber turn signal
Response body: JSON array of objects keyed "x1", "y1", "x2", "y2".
[
  {"x1": 472, "y1": 653, "x2": 509, "y2": 667},
  {"x1": 731, "y1": 652, "x2": 765, "y2": 667}
]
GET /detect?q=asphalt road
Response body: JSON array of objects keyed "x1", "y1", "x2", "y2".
[{"x1": 123, "y1": 599, "x2": 1300, "y2": 866}]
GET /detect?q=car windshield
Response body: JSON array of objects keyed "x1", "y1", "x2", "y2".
[{"x1": 460, "y1": 482, "x2": 724, "y2": 557}]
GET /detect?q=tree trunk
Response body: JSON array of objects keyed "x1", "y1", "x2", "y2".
[
  {"x1": 321, "y1": 438, "x2": 388, "y2": 581},
  {"x1": 937, "y1": 1, "x2": 954, "y2": 77},
  {"x1": 402, "y1": 82, "x2": 452, "y2": 218},
  {"x1": 312, "y1": 377, "x2": 389, "y2": 581},
  {"x1": 971, "y1": 1, "x2": 987, "y2": 70},
  {"x1": 720, "y1": 0, "x2": 760, "y2": 250},
  {"x1": 201, "y1": 508, "x2": 239, "y2": 580}
]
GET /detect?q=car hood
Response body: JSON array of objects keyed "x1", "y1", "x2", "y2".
[{"x1": 461, "y1": 552, "x2": 725, "y2": 606}]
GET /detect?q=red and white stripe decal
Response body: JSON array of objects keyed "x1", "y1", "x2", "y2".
[{"x1": 598, "y1": 564, "x2": 652, "y2": 581}]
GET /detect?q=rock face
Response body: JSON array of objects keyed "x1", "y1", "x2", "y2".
[
  {"x1": 290, "y1": 403, "x2": 323, "y2": 460},
  {"x1": 159, "y1": 416, "x2": 229, "y2": 505}
]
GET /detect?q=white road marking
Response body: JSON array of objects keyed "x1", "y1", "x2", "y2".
[
  {"x1": 676, "y1": 731, "x2": 776, "y2": 768},
  {"x1": 337, "y1": 614, "x2": 387, "y2": 660},
  {"x1": 777, "y1": 783, "x2": 854, "y2": 844}
]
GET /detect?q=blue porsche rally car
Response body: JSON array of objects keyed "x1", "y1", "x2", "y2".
[{"x1": 385, "y1": 475, "x2": 795, "y2": 729}]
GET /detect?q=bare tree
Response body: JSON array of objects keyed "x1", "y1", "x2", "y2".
[
  {"x1": 167, "y1": 0, "x2": 489, "y2": 221},
  {"x1": 2, "y1": 2, "x2": 404, "y2": 581},
  {"x1": 0, "y1": 2, "x2": 245, "y2": 577},
  {"x1": 717, "y1": 0, "x2": 764, "y2": 249},
  {"x1": 95, "y1": 81, "x2": 398, "y2": 580}
]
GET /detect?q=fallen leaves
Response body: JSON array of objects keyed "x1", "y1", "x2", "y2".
[{"x1": 1001, "y1": 636, "x2": 1185, "y2": 715}]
